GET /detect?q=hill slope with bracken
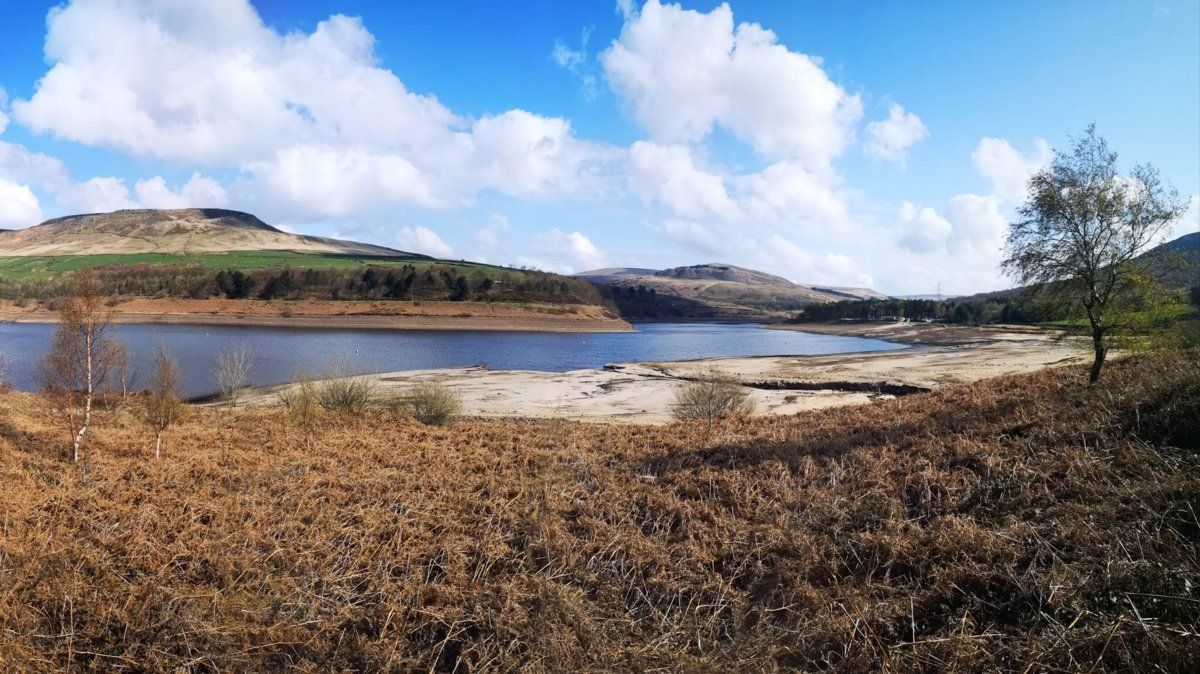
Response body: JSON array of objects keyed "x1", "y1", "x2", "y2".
[
  {"x1": 0, "y1": 208, "x2": 410, "y2": 257},
  {"x1": 576, "y1": 262, "x2": 886, "y2": 319}
]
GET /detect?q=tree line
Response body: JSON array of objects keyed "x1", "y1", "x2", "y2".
[
  {"x1": 797, "y1": 295, "x2": 1038, "y2": 324},
  {"x1": 1, "y1": 262, "x2": 606, "y2": 306}
]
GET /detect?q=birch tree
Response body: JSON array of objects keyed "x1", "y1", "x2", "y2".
[
  {"x1": 144, "y1": 338, "x2": 186, "y2": 459},
  {"x1": 38, "y1": 272, "x2": 125, "y2": 462},
  {"x1": 1002, "y1": 125, "x2": 1186, "y2": 382}
]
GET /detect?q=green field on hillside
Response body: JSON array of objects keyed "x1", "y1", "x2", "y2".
[
  {"x1": 0, "y1": 251, "x2": 523, "y2": 281},
  {"x1": 1043, "y1": 303, "x2": 1198, "y2": 328}
]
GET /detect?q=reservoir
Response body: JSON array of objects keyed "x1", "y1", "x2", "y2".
[{"x1": 0, "y1": 322, "x2": 905, "y2": 397}]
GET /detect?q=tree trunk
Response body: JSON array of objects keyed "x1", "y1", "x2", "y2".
[
  {"x1": 72, "y1": 331, "x2": 94, "y2": 463},
  {"x1": 1089, "y1": 322, "x2": 1107, "y2": 383},
  {"x1": 155, "y1": 431, "x2": 162, "y2": 460}
]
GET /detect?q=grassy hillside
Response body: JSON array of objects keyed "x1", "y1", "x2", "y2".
[
  {"x1": 0, "y1": 208, "x2": 403, "y2": 257},
  {"x1": 0, "y1": 209, "x2": 612, "y2": 308},
  {"x1": 0, "y1": 352, "x2": 1195, "y2": 671},
  {"x1": 0, "y1": 250, "x2": 514, "y2": 281}
]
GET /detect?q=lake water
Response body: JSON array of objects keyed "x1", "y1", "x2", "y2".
[{"x1": 0, "y1": 322, "x2": 905, "y2": 398}]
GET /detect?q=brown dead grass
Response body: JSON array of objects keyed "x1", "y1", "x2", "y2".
[
  {"x1": 0, "y1": 353, "x2": 1196, "y2": 672},
  {"x1": 89, "y1": 297, "x2": 617, "y2": 319}
]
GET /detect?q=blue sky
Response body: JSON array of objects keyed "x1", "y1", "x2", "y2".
[{"x1": 0, "y1": 0, "x2": 1196, "y2": 294}]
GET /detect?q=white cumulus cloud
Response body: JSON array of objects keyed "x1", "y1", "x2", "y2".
[
  {"x1": 628, "y1": 141, "x2": 738, "y2": 221},
  {"x1": 602, "y1": 0, "x2": 862, "y2": 168},
  {"x1": 0, "y1": 179, "x2": 43, "y2": 229},
  {"x1": 396, "y1": 226, "x2": 454, "y2": 258},
  {"x1": 134, "y1": 173, "x2": 228, "y2": 209},
  {"x1": 13, "y1": 0, "x2": 616, "y2": 224},
  {"x1": 972, "y1": 137, "x2": 1052, "y2": 203},
  {"x1": 896, "y1": 201, "x2": 954, "y2": 253},
  {"x1": 522, "y1": 229, "x2": 608, "y2": 273},
  {"x1": 864, "y1": 103, "x2": 929, "y2": 165},
  {"x1": 768, "y1": 235, "x2": 874, "y2": 288}
]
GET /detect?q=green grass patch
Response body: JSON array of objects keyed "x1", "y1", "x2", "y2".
[
  {"x1": 0, "y1": 251, "x2": 523, "y2": 281},
  {"x1": 1042, "y1": 304, "x2": 1198, "y2": 329}
]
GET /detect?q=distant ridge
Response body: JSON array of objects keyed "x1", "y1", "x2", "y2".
[
  {"x1": 576, "y1": 262, "x2": 885, "y2": 319},
  {"x1": 0, "y1": 208, "x2": 411, "y2": 257}
]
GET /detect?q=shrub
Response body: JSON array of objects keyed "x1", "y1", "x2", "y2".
[
  {"x1": 213, "y1": 343, "x2": 254, "y2": 406},
  {"x1": 278, "y1": 375, "x2": 322, "y2": 434},
  {"x1": 671, "y1": 368, "x2": 756, "y2": 430},
  {"x1": 316, "y1": 375, "x2": 377, "y2": 414},
  {"x1": 312, "y1": 358, "x2": 378, "y2": 414},
  {"x1": 394, "y1": 382, "x2": 462, "y2": 426}
]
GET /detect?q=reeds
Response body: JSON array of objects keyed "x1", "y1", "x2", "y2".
[{"x1": 0, "y1": 351, "x2": 1196, "y2": 671}]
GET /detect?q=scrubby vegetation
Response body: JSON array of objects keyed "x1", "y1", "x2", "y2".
[
  {"x1": 391, "y1": 382, "x2": 463, "y2": 426},
  {"x1": 0, "y1": 351, "x2": 1196, "y2": 671},
  {"x1": 314, "y1": 370, "x2": 379, "y2": 415},
  {"x1": 671, "y1": 368, "x2": 756, "y2": 431}
]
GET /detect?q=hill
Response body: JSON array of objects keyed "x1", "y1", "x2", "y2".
[
  {"x1": 1137, "y1": 230, "x2": 1199, "y2": 289},
  {"x1": 576, "y1": 262, "x2": 885, "y2": 320},
  {"x1": 0, "y1": 209, "x2": 610, "y2": 312},
  {"x1": 0, "y1": 352, "x2": 1195, "y2": 670},
  {"x1": 0, "y1": 208, "x2": 407, "y2": 257},
  {"x1": 955, "y1": 230, "x2": 1199, "y2": 304}
]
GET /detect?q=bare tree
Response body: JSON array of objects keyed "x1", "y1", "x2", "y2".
[
  {"x1": 671, "y1": 368, "x2": 756, "y2": 435},
  {"x1": 214, "y1": 343, "x2": 254, "y2": 406},
  {"x1": 38, "y1": 272, "x2": 126, "y2": 462},
  {"x1": 1002, "y1": 125, "x2": 1186, "y2": 382},
  {"x1": 114, "y1": 347, "x2": 135, "y2": 398},
  {"x1": 143, "y1": 339, "x2": 186, "y2": 459}
]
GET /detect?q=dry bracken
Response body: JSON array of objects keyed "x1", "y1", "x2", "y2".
[{"x1": 0, "y1": 352, "x2": 1196, "y2": 672}]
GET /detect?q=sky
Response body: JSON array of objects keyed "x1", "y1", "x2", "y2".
[{"x1": 0, "y1": 0, "x2": 1197, "y2": 295}]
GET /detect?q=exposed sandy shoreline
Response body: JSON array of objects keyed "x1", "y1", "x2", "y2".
[
  {"x1": 239, "y1": 321, "x2": 1089, "y2": 424},
  {"x1": 0, "y1": 297, "x2": 633, "y2": 333}
]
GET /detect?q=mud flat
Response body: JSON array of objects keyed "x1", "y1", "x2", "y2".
[
  {"x1": 0, "y1": 298, "x2": 633, "y2": 333},
  {"x1": 240, "y1": 321, "x2": 1088, "y2": 424},
  {"x1": 692, "y1": 321, "x2": 1088, "y2": 390}
]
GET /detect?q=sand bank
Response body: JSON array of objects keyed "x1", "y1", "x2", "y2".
[{"x1": 239, "y1": 322, "x2": 1088, "y2": 424}]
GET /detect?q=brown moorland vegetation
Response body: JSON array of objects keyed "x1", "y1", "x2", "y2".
[{"x1": 0, "y1": 353, "x2": 1197, "y2": 672}]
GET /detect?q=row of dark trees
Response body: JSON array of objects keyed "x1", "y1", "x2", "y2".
[
  {"x1": 797, "y1": 296, "x2": 1037, "y2": 324},
  {"x1": 1, "y1": 263, "x2": 606, "y2": 306}
]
